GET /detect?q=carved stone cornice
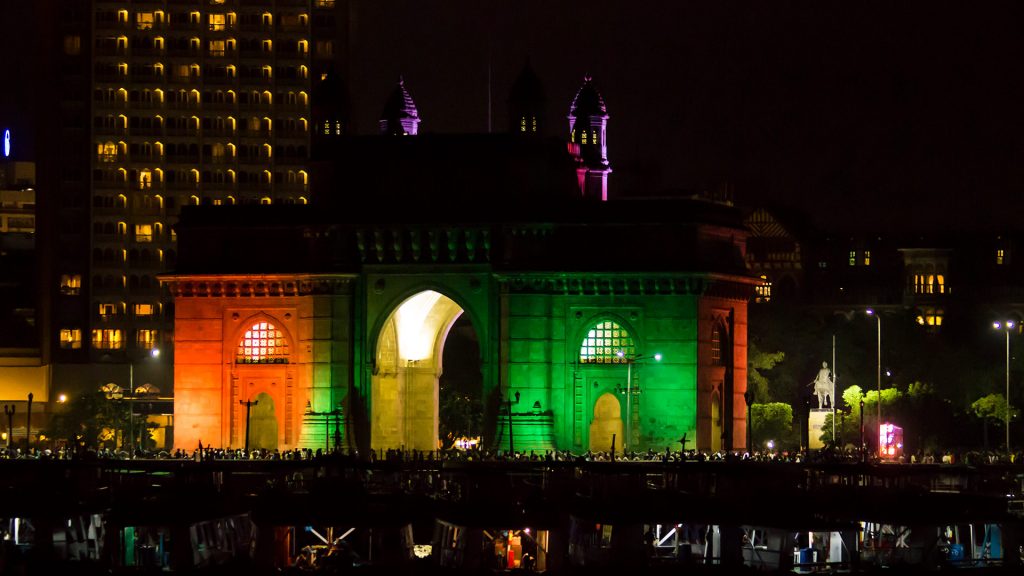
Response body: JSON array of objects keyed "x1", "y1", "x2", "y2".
[
  {"x1": 495, "y1": 272, "x2": 760, "y2": 299},
  {"x1": 354, "y1": 226, "x2": 492, "y2": 265},
  {"x1": 496, "y1": 274, "x2": 704, "y2": 296},
  {"x1": 159, "y1": 274, "x2": 356, "y2": 298}
]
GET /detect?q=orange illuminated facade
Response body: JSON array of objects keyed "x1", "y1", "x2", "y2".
[{"x1": 165, "y1": 275, "x2": 353, "y2": 452}]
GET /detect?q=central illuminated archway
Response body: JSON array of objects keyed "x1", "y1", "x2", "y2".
[{"x1": 371, "y1": 290, "x2": 466, "y2": 451}]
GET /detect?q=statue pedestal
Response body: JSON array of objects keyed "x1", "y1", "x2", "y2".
[{"x1": 808, "y1": 409, "x2": 831, "y2": 449}]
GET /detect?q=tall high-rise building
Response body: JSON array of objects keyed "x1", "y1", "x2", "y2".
[{"x1": 29, "y1": 1, "x2": 349, "y2": 438}]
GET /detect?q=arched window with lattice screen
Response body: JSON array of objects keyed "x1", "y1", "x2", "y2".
[
  {"x1": 237, "y1": 321, "x2": 289, "y2": 364},
  {"x1": 579, "y1": 320, "x2": 635, "y2": 364}
]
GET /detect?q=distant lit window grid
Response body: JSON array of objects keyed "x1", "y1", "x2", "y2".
[
  {"x1": 997, "y1": 249, "x2": 1005, "y2": 265},
  {"x1": 91, "y1": 6, "x2": 314, "y2": 212},
  {"x1": 238, "y1": 321, "x2": 289, "y2": 364},
  {"x1": 755, "y1": 275, "x2": 771, "y2": 303},
  {"x1": 913, "y1": 274, "x2": 945, "y2": 295},
  {"x1": 579, "y1": 321, "x2": 635, "y2": 364}
]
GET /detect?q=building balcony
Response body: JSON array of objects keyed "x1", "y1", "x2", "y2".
[
  {"x1": 94, "y1": 125, "x2": 127, "y2": 136},
  {"x1": 132, "y1": 127, "x2": 166, "y2": 137},
  {"x1": 129, "y1": 75, "x2": 166, "y2": 85},
  {"x1": 93, "y1": 233, "x2": 128, "y2": 244},
  {"x1": 204, "y1": 76, "x2": 238, "y2": 85}
]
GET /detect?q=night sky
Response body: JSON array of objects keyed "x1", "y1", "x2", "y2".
[
  {"x1": 342, "y1": 1, "x2": 1024, "y2": 232},
  {"x1": 4, "y1": 1, "x2": 1024, "y2": 233}
]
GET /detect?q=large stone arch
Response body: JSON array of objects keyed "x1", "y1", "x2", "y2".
[{"x1": 368, "y1": 289, "x2": 472, "y2": 452}]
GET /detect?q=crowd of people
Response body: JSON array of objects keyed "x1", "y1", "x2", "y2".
[{"x1": 2, "y1": 442, "x2": 1023, "y2": 467}]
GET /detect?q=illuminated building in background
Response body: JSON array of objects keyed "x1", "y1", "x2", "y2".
[{"x1": 20, "y1": 1, "x2": 350, "y2": 445}]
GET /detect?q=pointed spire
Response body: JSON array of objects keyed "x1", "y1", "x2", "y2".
[
  {"x1": 569, "y1": 75, "x2": 608, "y2": 119},
  {"x1": 380, "y1": 76, "x2": 421, "y2": 136}
]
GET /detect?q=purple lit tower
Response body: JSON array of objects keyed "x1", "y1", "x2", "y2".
[
  {"x1": 568, "y1": 76, "x2": 611, "y2": 201},
  {"x1": 379, "y1": 77, "x2": 421, "y2": 136}
]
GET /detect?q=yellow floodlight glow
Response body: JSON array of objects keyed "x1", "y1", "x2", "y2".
[{"x1": 395, "y1": 290, "x2": 443, "y2": 361}]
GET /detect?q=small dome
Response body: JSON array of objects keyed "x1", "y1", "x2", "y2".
[
  {"x1": 569, "y1": 75, "x2": 607, "y2": 118},
  {"x1": 381, "y1": 77, "x2": 419, "y2": 122}
]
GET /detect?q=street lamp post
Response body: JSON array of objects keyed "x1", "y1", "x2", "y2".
[
  {"x1": 866, "y1": 309, "x2": 881, "y2": 456},
  {"x1": 127, "y1": 348, "x2": 161, "y2": 457},
  {"x1": 3, "y1": 405, "x2": 13, "y2": 450},
  {"x1": 994, "y1": 321, "x2": 1015, "y2": 457},
  {"x1": 239, "y1": 398, "x2": 258, "y2": 453},
  {"x1": 25, "y1": 392, "x2": 33, "y2": 452},
  {"x1": 615, "y1": 351, "x2": 662, "y2": 452},
  {"x1": 305, "y1": 401, "x2": 344, "y2": 452},
  {"x1": 744, "y1": 390, "x2": 754, "y2": 452}
]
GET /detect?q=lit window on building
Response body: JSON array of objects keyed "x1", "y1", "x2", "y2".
[
  {"x1": 237, "y1": 321, "x2": 289, "y2": 364},
  {"x1": 997, "y1": 249, "x2": 1005, "y2": 265},
  {"x1": 711, "y1": 324, "x2": 724, "y2": 366},
  {"x1": 98, "y1": 302, "x2": 121, "y2": 318},
  {"x1": 849, "y1": 251, "x2": 856, "y2": 266},
  {"x1": 136, "y1": 12, "x2": 154, "y2": 30},
  {"x1": 864, "y1": 250, "x2": 871, "y2": 266},
  {"x1": 92, "y1": 329, "x2": 123, "y2": 350},
  {"x1": 916, "y1": 274, "x2": 946, "y2": 294},
  {"x1": 755, "y1": 275, "x2": 772, "y2": 303},
  {"x1": 98, "y1": 142, "x2": 117, "y2": 162},
  {"x1": 209, "y1": 39, "x2": 225, "y2": 56},
  {"x1": 60, "y1": 274, "x2": 82, "y2": 295},
  {"x1": 579, "y1": 321, "x2": 635, "y2": 364},
  {"x1": 916, "y1": 308, "x2": 944, "y2": 327},
  {"x1": 135, "y1": 224, "x2": 153, "y2": 242},
  {"x1": 209, "y1": 13, "x2": 226, "y2": 31},
  {"x1": 134, "y1": 303, "x2": 155, "y2": 317},
  {"x1": 64, "y1": 35, "x2": 81, "y2": 55},
  {"x1": 137, "y1": 329, "x2": 159, "y2": 350},
  {"x1": 60, "y1": 329, "x2": 82, "y2": 349}
]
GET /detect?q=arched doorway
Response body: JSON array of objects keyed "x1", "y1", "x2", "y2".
[
  {"x1": 372, "y1": 290, "x2": 476, "y2": 452},
  {"x1": 710, "y1": 389, "x2": 722, "y2": 453},
  {"x1": 589, "y1": 393, "x2": 623, "y2": 453},
  {"x1": 249, "y1": 392, "x2": 278, "y2": 450}
]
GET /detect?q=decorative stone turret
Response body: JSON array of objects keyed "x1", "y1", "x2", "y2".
[
  {"x1": 568, "y1": 75, "x2": 611, "y2": 200},
  {"x1": 379, "y1": 77, "x2": 421, "y2": 136}
]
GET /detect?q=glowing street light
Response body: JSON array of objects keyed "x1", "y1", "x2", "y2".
[
  {"x1": 994, "y1": 320, "x2": 1015, "y2": 457},
  {"x1": 615, "y1": 350, "x2": 662, "y2": 451},
  {"x1": 127, "y1": 347, "x2": 161, "y2": 457}
]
